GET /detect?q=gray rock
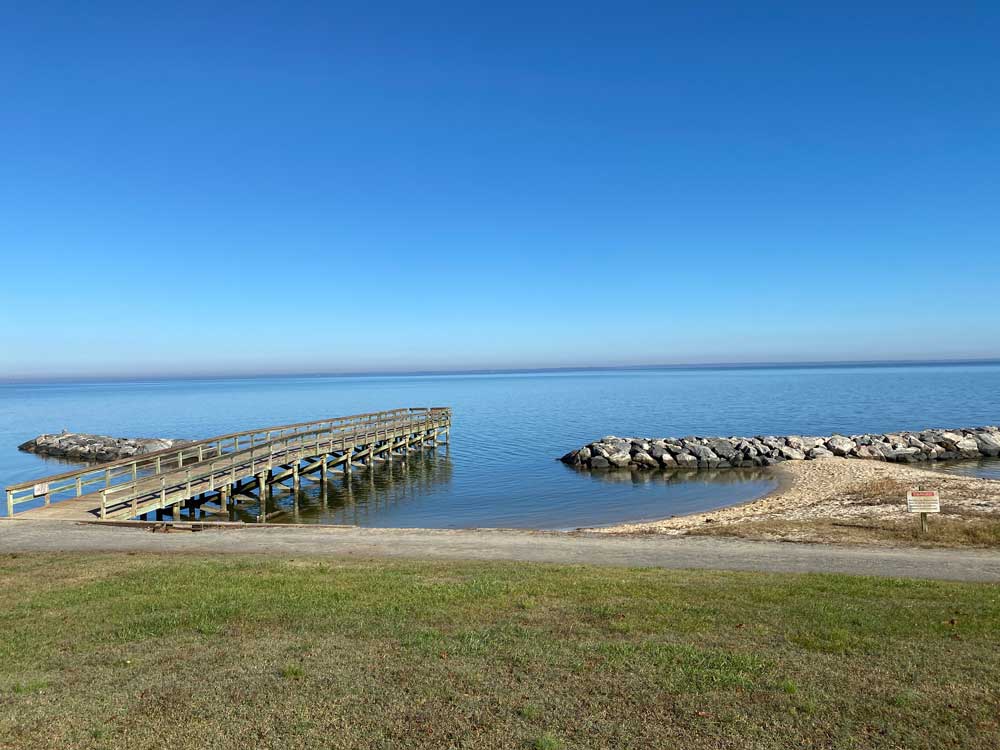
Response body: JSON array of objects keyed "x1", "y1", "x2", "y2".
[
  {"x1": 974, "y1": 431, "x2": 1000, "y2": 457},
  {"x1": 560, "y1": 449, "x2": 582, "y2": 464},
  {"x1": 19, "y1": 432, "x2": 186, "y2": 464},
  {"x1": 954, "y1": 437, "x2": 982, "y2": 458},
  {"x1": 631, "y1": 450, "x2": 659, "y2": 468},
  {"x1": 673, "y1": 453, "x2": 698, "y2": 468},
  {"x1": 891, "y1": 447, "x2": 924, "y2": 463},
  {"x1": 779, "y1": 445, "x2": 806, "y2": 460},
  {"x1": 826, "y1": 435, "x2": 856, "y2": 456},
  {"x1": 853, "y1": 445, "x2": 883, "y2": 460},
  {"x1": 607, "y1": 451, "x2": 632, "y2": 468},
  {"x1": 687, "y1": 444, "x2": 719, "y2": 463},
  {"x1": 705, "y1": 438, "x2": 738, "y2": 460},
  {"x1": 561, "y1": 423, "x2": 999, "y2": 471}
]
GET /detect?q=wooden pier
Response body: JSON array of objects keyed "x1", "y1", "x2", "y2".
[{"x1": 5, "y1": 407, "x2": 451, "y2": 523}]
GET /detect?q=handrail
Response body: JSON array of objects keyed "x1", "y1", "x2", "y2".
[
  {"x1": 6, "y1": 407, "x2": 450, "y2": 513},
  {"x1": 98, "y1": 409, "x2": 451, "y2": 516}
]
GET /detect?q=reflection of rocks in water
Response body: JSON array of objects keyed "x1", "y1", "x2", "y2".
[
  {"x1": 256, "y1": 452, "x2": 454, "y2": 525},
  {"x1": 572, "y1": 465, "x2": 772, "y2": 485},
  {"x1": 925, "y1": 457, "x2": 1000, "y2": 481}
]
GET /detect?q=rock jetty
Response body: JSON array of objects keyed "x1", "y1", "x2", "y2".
[
  {"x1": 560, "y1": 426, "x2": 1000, "y2": 470},
  {"x1": 18, "y1": 432, "x2": 187, "y2": 463}
]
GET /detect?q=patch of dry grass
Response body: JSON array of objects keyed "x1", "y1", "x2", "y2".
[
  {"x1": 846, "y1": 476, "x2": 911, "y2": 505},
  {"x1": 690, "y1": 514, "x2": 1000, "y2": 548}
]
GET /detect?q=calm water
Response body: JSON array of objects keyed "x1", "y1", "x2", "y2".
[
  {"x1": 929, "y1": 458, "x2": 1000, "y2": 481},
  {"x1": 2, "y1": 363, "x2": 998, "y2": 528}
]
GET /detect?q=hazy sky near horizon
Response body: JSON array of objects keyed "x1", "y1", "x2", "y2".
[{"x1": 2, "y1": 1, "x2": 998, "y2": 378}]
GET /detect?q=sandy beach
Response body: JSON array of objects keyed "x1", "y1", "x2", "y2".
[{"x1": 594, "y1": 457, "x2": 1000, "y2": 545}]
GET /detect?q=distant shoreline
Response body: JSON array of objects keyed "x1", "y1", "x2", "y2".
[{"x1": 3, "y1": 357, "x2": 999, "y2": 386}]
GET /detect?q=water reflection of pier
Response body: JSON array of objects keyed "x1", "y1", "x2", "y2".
[{"x1": 231, "y1": 450, "x2": 454, "y2": 525}]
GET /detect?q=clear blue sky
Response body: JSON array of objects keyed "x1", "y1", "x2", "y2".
[{"x1": 2, "y1": 1, "x2": 998, "y2": 378}]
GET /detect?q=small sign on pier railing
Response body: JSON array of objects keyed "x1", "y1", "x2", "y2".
[{"x1": 33, "y1": 482, "x2": 49, "y2": 497}]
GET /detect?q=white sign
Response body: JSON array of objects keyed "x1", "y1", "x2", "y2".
[
  {"x1": 33, "y1": 482, "x2": 49, "y2": 497},
  {"x1": 907, "y1": 490, "x2": 940, "y2": 513}
]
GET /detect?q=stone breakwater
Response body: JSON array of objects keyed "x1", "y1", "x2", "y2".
[
  {"x1": 18, "y1": 432, "x2": 187, "y2": 463},
  {"x1": 560, "y1": 426, "x2": 1000, "y2": 470}
]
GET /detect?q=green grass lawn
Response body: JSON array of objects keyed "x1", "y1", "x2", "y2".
[{"x1": 1, "y1": 554, "x2": 998, "y2": 749}]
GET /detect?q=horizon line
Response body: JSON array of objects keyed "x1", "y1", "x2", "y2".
[{"x1": 2, "y1": 356, "x2": 999, "y2": 385}]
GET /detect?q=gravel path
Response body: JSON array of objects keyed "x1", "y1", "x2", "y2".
[{"x1": 3, "y1": 519, "x2": 999, "y2": 582}]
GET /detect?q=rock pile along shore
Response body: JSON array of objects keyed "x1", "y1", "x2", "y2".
[
  {"x1": 560, "y1": 426, "x2": 1000, "y2": 471},
  {"x1": 18, "y1": 432, "x2": 187, "y2": 463}
]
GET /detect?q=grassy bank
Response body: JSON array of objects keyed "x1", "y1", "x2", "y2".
[{"x1": 1, "y1": 554, "x2": 998, "y2": 749}]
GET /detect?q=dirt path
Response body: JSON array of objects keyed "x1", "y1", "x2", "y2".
[{"x1": 3, "y1": 519, "x2": 999, "y2": 582}]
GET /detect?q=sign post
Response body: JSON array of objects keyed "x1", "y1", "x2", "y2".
[{"x1": 906, "y1": 487, "x2": 940, "y2": 534}]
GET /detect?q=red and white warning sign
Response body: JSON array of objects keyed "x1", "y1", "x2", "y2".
[{"x1": 906, "y1": 490, "x2": 940, "y2": 513}]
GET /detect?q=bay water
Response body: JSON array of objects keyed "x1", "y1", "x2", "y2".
[{"x1": 1, "y1": 363, "x2": 998, "y2": 528}]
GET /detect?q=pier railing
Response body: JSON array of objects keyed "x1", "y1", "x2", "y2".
[
  {"x1": 95, "y1": 408, "x2": 451, "y2": 519},
  {"x1": 6, "y1": 407, "x2": 451, "y2": 516}
]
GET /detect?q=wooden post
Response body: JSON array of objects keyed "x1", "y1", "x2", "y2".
[
  {"x1": 320, "y1": 456, "x2": 328, "y2": 482},
  {"x1": 257, "y1": 472, "x2": 268, "y2": 523},
  {"x1": 916, "y1": 484, "x2": 929, "y2": 535},
  {"x1": 100, "y1": 490, "x2": 107, "y2": 520},
  {"x1": 6, "y1": 489, "x2": 13, "y2": 517},
  {"x1": 293, "y1": 462, "x2": 300, "y2": 491}
]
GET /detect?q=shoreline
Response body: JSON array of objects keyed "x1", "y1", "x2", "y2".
[{"x1": 591, "y1": 457, "x2": 1000, "y2": 545}]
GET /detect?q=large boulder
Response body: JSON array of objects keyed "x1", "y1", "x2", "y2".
[
  {"x1": 954, "y1": 437, "x2": 982, "y2": 458},
  {"x1": 606, "y1": 451, "x2": 633, "y2": 468},
  {"x1": 705, "y1": 438, "x2": 738, "y2": 461},
  {"x1": 891, "y1": 447, "x2": 924, "y2": 463},
  {"x1": 687, "y1": 444, "x2": 720, "y2": 466},
  {"x1": 631, "y1": 450, "x2": 659, "y2": 468},
  {"x1": 826, "y1": 435, "x2": 856, "y2": 456},
  {"x1": 974, "y1": 431, "x2": 1000, "y2": 457},
  {"x1": 853, "y1": 444, "x2": 883, "y2": 460},
  {"x1": 779, "y1": 445, "x2": 806, "y2": 460},
  {"x1": 673, "y1": 452, "x2": 698, "y2": 468}
]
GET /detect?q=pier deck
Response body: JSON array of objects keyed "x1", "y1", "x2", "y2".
[{"x1": 6, "y1": 407, "x2": 451, "y2": 523}]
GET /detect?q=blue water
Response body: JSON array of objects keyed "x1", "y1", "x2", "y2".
[{"x1": 2, "y1": 363, "x2": 998, "y2": 528}]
